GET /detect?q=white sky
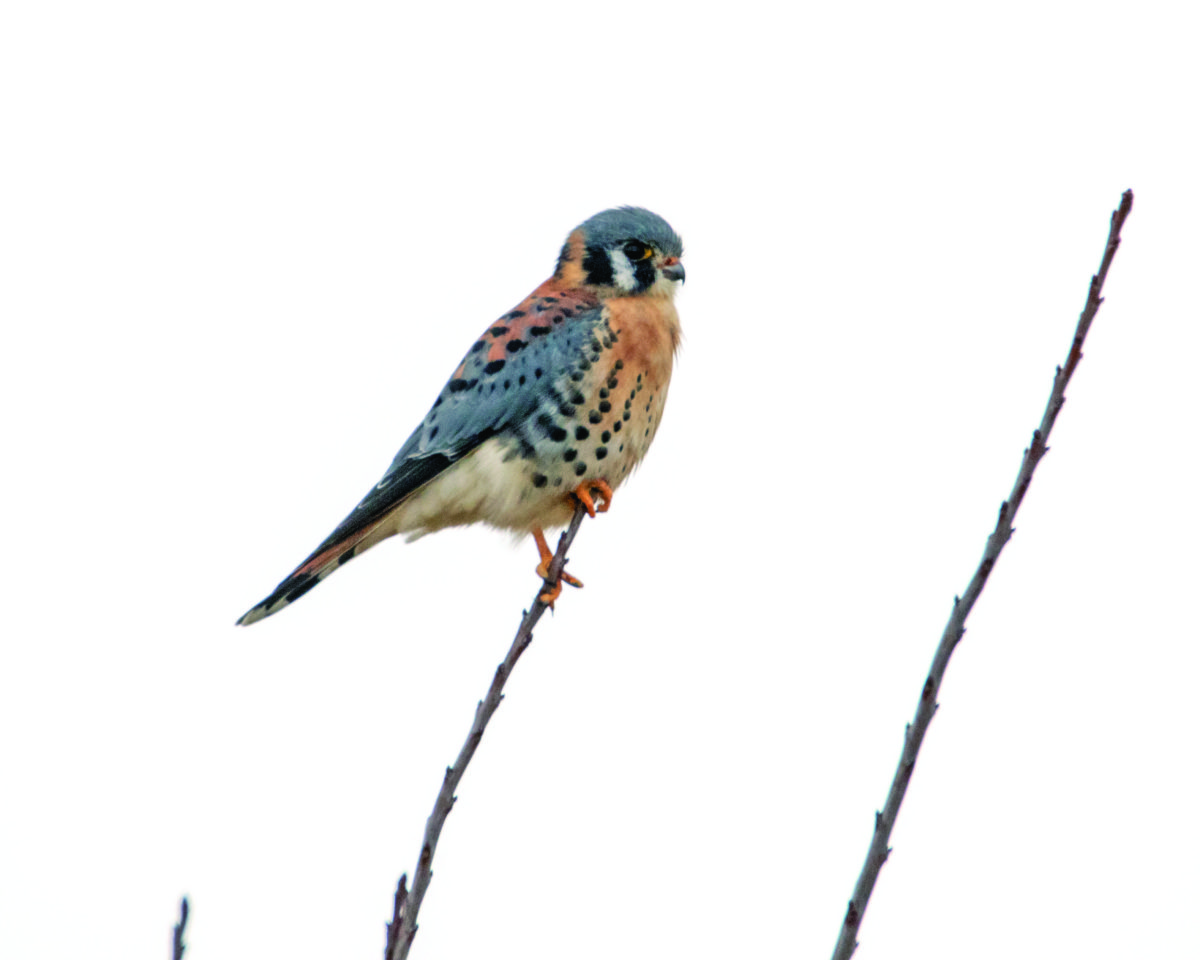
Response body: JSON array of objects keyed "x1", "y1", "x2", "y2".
[{"x1": 2, "y1": 2, "x2": 1198, "y2": 958}]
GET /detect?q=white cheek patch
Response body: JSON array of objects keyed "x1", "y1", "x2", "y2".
[{"x1": 610, "y1": 250, "x2": 638, "y2": 293}]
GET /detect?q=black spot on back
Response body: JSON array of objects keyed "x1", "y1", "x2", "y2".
[{"x1": 484, "y1": 359, "x2": 506, "y2": 375}]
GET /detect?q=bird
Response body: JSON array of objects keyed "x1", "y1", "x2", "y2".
[{"x1": 237, "y1": 206, "x2": 684, "y2": 626}]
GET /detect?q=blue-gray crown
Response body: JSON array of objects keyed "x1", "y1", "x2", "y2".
[{"x1": 577, "y1": 207, "x2": 683, "y2": 258}]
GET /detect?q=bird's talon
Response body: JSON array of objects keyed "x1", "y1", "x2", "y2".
[
  {"x1": 532, "y1": 526, "x2": 583, "y2": 608},
  {"x1": 572, "y1": 479, "x2": 614, "y2": 517}
]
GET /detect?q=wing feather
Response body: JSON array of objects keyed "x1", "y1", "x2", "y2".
[{"x1": 237, "y1": 286, "x2": 607, "y2": 624}]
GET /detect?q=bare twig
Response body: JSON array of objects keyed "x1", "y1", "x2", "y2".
[
  {"x1": 385, "y1": 500, "x2": 591, "y2": 960},
  {"x1": 171, "y1": 897, "x2": 189, "y2": 960},
  {"x1": 830, "y1": 190, "x2": 1134, "y2": 960}
]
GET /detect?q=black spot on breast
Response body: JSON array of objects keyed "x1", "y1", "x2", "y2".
[
  {"x1": 538, "y1": 414, "x2": 568, "y2": 443},
  {"x1": 534, "y1": 368, "x2": 543, "y2": 378},
  {"x1": 607, "y1": 377, "x2": 618, "y2": 389},
  {"x1": 615, "y1": 360, "x2": 624, "y2": 370},
  {"x1": 484, "y1": 359, "x2": 506, "y2": 375},
  {"x1": 519, "y1": 375, "x2": 527, "y2": 385},
  {"x1": 506, "y1": 339, "x2": 527, "y2": 354},
  {"x1": 471, "y1": 341, "x2": 487, "y2": 353},
  {"x1": 575, "y1": 462, "x2": 587, "y2": 476},
  {"x1": 601, "y1": 430, "x2": 611, "y2": 442},
  {"x1": 599, "y1": 401, "x2": 611, "y2": 413},
  {"x1": 532, "y1": 473, "x2": 548, "y2": 488},
  {"x1": 504, "y1": 311, "x2": 526, "y2": 320},
  {"x1": 595, "y1": 446, "x2": 608, "y2": 460},
  {"x1": 559, "y1": 403, "x2": 576, "y2": 416},
  {"x1": 570, "y1": 370, "x2": 584, "y2": 382},
  {"x1": 612, "y1": 421, "x2": 621, "y2": 432},
  {"x1": 599, "y1": 388, "x2": 609, "y2": 399},
  {"x1": 588, "y1": 411, "x2": 602, "y2": 424},
  {"x1": 569, "y1": 390, "x2": 585, "y2": 404},
  {"x1": 448, "y1": 378, "x2": 476, "y2": 393},
  {"x1": 563, "y1": 448, "x2": 577, "y2": 462},
  {"x1": 491, "y1": 325, "x2": 510, "y2": 336},
  {"x1": 530, "y1": 325, "x2": 552, "y2": 336},
  {"x1": 623, "y1": 411, "x2": 631, "y2": 421},
  {"x1": 575, "y1": 426, "x2": 589, "y2": 440},
  {"x1": 504, "y1": 380, "x2": 511, "y2": 389}
]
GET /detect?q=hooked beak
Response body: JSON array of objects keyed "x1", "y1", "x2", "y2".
[{"x1": 661, "y1": 257, "x2": 685, "y2": 283}]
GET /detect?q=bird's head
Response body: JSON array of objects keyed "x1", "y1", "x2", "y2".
[{"x1": 555, "y1": 207, "x2": 685, "y2": 298}]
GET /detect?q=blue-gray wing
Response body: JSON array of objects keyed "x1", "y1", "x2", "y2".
[
  {"x1": 237, "y1": 288, "x2": 609, "y2": 624},
  {"x1": 309, "y1": 288, "x2": 608, "y2": 555}
]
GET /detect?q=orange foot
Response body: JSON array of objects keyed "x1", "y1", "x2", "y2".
[
  {"x1": 572, "y1": 478, "x2": 614, "y2": 518},
  {"x1": 532, "y1": 526, "x2": 583, "y2": 607}
]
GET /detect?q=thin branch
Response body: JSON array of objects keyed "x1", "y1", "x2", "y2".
[
  {"x1": 171, "y1": 897, "x2": 189, "y2": 960},
  {"x1": 385, "y1": 500, "x2": 591, "y2": 960},
  {"x1": 830, "y1": 189, "x2": 1134, "y2": 960}
]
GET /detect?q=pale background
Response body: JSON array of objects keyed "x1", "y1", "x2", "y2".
[{"x1": 2, "y1": 2, "x2": 1197, "y2": 958}]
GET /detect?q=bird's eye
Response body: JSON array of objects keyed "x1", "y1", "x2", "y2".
[{"x1": 622, "y1": 240, "x2": 652, "y2": 261}]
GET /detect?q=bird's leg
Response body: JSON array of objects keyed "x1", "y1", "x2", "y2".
[
  {"x1": 571, "y1": 478, "x2": 614, "y2": 518},
  {"x1": 532, "y1": 526, "x2": 583, "y2": 606}
]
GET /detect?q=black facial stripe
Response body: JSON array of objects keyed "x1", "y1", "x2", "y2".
[
  {"x1": 582, "y1": 244, "x2": 614, "y2": 286},
  {"x1": 634, "y1": 259, "x2": 656, "y2": 291}
]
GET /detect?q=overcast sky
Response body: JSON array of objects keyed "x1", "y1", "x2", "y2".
[{"x1": 3, "y1": 2, "x2": 1198, "y2": 958}]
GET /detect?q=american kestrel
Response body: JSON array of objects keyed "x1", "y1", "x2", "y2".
[{"x1": 237, "y1": 207, "x2": 684, "y2": 625}]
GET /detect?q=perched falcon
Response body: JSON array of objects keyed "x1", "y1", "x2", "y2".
[{"x1": 237, "y1": 207, "x2": 684, "y2": 625}]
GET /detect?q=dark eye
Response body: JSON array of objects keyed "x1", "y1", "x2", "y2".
[{"x1": 622, "y1": 240, "x2": 651, "y2": 261}]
